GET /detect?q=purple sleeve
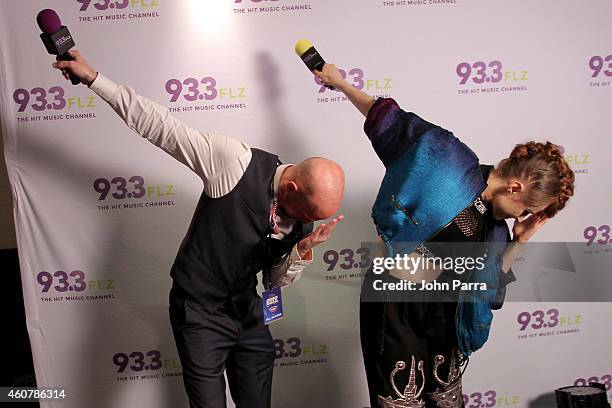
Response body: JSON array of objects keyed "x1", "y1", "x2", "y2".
[{"x1": 363, "y1": 98, "x2": 438, "y2": 166}]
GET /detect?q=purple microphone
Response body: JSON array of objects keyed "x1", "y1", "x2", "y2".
[{"x1": 37, "y1": 9, "x2": 80, "y2": 85}]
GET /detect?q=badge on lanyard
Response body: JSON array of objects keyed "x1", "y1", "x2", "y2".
[
  {"x1": 263, "y1": 173, "x2": 286, "y2": 325},
  {"x1": 262, "y1": 286, "x2": 284, "y2": 325}
]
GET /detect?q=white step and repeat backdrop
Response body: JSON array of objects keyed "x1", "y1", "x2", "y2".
[{"x1": 1, "y1": 1, "x2": 611, "y2": 407}]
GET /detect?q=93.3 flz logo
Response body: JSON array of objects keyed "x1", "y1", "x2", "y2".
[
  {"x1": 94, "y1": 176, "x2": 176, "y2": 212},
  {"x1": 574, "y1": 374, "x2": 611, "y2": 392},
  {"x1": 556, "y1": 145, "x2": 592, "y2": 175},
  {"x1": 322, "y1": 246, "x2": 371, "y2": 281},
  {"x1": 113, "y1": 349, "x2": 183, "y2": 382},
  {"x1": 455, "y1": 59, "x2": 528, "y2": 95},
  {"x1": 37, "y1": 270, "x2": 118, "y2": 303},
  {"x1": 583, "y1": 224, "x2": 611, "y2": 255},
  {"x1": 516, "y1": 308, "x2": 582, "y2": 339},
  {"x1": 76, "y1": 0, "x2": 161, "y2": 22},
  {"x1": 273, "y1": 337, "x2": 328, "y2": 367},
  {"x1": 77, "y1": 0, "x2": 158, "y2": 11},
  {"x1": 588, "y1": 54, "x2": 611, "y2": 88},
  {"x1": 165, "y1": 76, "x2": 247, "y2": 112},
  {"x1": 13, "y1": 86, "x2": 97, "y2": 124},
  {"x1": 463, "y1": 390, "x2": 519, "y2": 408},
  {"x1": 313, "y1": 67, "x2": 392, "y2": 103}
]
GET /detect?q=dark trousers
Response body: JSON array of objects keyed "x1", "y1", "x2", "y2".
[
  {"x1": 360, "y1": 270, "x2": 466, "y2": 408},
  {"x1": 169, "y1": 283, "x2": 275, "y2": 408}
]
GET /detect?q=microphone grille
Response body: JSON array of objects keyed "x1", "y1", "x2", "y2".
[
  {"x1": 37, "y1": 9, "x2": 62, "y2": 34},
  {"x1": 295, "y1": 39, "x2": 314, "y2": 56}
]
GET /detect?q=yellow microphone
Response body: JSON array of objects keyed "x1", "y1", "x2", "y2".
[{"x1": 294, "y1": 39, "x2": 334, "y2": 89}]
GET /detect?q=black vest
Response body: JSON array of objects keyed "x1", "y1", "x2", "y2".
[{"x1": 170, "y1": 148, "x2": 311, "y2": 316}]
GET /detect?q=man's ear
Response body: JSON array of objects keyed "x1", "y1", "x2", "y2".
[{"x1": 287, "y1": 181, "x2": 298, "y2": 193}]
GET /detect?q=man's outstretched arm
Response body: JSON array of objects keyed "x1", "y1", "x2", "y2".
[{"x1": 52, "y1": 50, "x2": 251, "y2": 198}]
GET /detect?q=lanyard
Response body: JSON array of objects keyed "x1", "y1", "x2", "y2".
[{"x1": 265, "y1": 163, "x2": 281, "y2": 291}]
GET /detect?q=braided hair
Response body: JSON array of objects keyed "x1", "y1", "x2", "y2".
[{"x1": 496, "y1": 142, "x2": 575, "y2": 217}]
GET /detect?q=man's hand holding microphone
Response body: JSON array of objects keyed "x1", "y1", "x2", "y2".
[{"x1": 52, "y1": 50, "x2": 97, "y2": 86}]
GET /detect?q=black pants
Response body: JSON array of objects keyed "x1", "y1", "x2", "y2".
[
  {"x1": 169, "y1": 283, "x2": 275, "y2": 408},
  {"x1": 360, "y1": 270, "x2": 466, "y2": 408}
]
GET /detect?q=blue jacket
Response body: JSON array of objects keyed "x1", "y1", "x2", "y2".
[{"x1": 365, "y1": 98, "x2": 514, "y2": 356}]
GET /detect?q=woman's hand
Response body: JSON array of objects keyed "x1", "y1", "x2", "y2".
[
  {"x1": 314, "y1": 64, "x2": 346, "y2": 90},
  {"x1": 314, "y1": 63, "x2": 375, "y2": 117},
  {"x1": 512, "y1": 212, "x2": 551, "y2": 243}
]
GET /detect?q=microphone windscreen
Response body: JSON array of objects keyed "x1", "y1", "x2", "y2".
[
  {"x1": 37, "y1": 9, "x2": 62, "y2": 34},
  {"x1": 295, "y1": 39, "x2": 314, "y2": 56}
]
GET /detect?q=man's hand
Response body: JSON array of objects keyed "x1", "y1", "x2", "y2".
[
  {"x1": 297, "y1": 214, "x2": 344, "y2": 258},
  {"x1": 52, "y1": 50, "x2": 97, "y2": 86},
  {"x1": 512, "y1": 212, "x2": 551, "y2": 243},
  {"x1": 314, "y1": 64, "x2": 346, "y2": 90}
]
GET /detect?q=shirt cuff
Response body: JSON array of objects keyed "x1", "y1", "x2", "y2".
[
  {"x1": 296, "y1": 245, "x2": 313, "y2": 261},
  {"x1": 89, "y1": 72, "x2": 119, "y2": 101},
  {"x1": 289, "y1": 244, "x2": 313, "y2": 269},
  {"x1": 270, "y1": 244, "x2": 313, "y2": 288}
]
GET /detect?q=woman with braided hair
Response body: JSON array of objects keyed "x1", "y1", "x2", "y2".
[
  {"x1": 493, "y1": 142, "x2": 575, "y2": 219},
  {"x1": 312, "y1": 65, "x2": 575, "y2": 408}
]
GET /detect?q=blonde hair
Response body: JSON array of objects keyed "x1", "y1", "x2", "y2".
[{"x1": 497, "y1": 141, "x2": 575, "y2": 217}]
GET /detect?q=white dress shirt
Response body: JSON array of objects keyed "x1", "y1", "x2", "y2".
[{"x1": 89, "y1": 73, "x2": 312, "y2": 288}]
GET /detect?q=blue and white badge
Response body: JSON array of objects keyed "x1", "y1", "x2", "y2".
[{"x1": 262, "y1": 286, "x2": 284, "y2": 325}]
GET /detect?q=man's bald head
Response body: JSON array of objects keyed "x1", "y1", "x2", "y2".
[{"x1": 278, "y1": 157, "x2": 345, "y2": 223}]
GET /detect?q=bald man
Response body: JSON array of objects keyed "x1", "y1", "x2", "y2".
[{"x1": 54, "y1": 51, "x2": 344, "y2": 408}]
